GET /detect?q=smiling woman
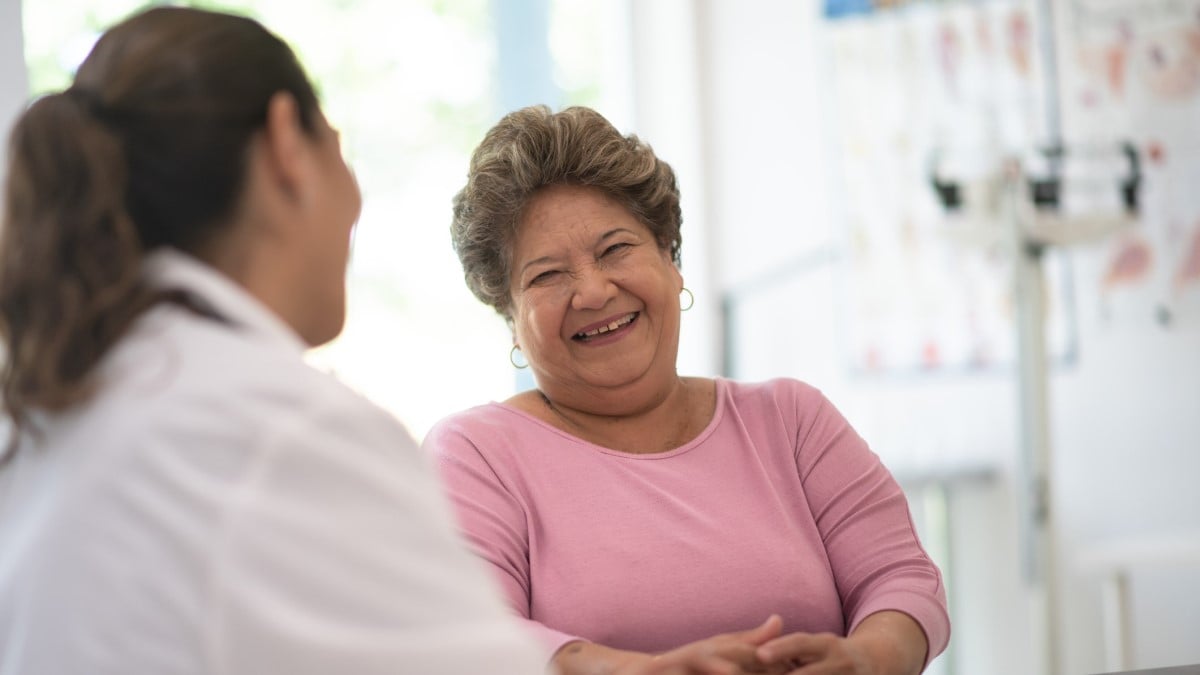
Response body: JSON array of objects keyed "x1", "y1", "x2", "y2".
[{"x1": 425, "y1": 104, "x2": 952, "y2": 675}]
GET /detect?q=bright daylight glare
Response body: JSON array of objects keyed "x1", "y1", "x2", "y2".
[{"x1": 22, "y1": 0, "x2": 617, "y2": 440}]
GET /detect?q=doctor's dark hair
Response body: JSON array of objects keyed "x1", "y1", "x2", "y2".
[
  {"x1": 0, "y1": 6, "x2": 321, "y2": 458},
  {"x1": 450, "y1": 105, "x2": 682, "y2": 322}
]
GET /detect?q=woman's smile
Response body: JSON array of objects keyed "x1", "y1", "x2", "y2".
[{"x1": 572, "y1": 311, "x2": 639, "y2": 343}]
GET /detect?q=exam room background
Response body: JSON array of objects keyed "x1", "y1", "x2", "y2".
[{"x1": 1, "y1": 1, "x2": 1197, "y2": 675}]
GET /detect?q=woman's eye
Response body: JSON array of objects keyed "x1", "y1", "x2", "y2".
[
  {"x1": 529, "y1": 270, "x2": 559, "y2": 285},
  {"x1": 602, "y1": 242, "x2": 631, "y2": 257}
]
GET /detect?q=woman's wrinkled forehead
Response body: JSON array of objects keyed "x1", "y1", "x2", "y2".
[{"x1": 511, "y1": 185, "x2": 636, "y2": 249}]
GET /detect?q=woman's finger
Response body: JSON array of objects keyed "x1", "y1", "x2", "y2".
[
  {"x1": 727, "y1": 614, "x2": 785, "y2": 646},
  {"x1": 756, "y1": 632, "x2": 832, "y2": 665}
]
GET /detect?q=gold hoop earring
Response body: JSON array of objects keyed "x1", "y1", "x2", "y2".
[
  {"x1": 680, "y1": 287, "x2": 694, "y2": 311},
  {"x1": 509, "y1": 345, "x2": 529, "y2": 369}
]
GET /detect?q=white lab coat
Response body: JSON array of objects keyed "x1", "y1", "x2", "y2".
[{"x1": 0, "y1": 250, "x2": 545, "y2": 675}]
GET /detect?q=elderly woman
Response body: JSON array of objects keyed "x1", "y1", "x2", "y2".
[{"x1": 425, "y1": 105, "x2": 950, "y2": 675}]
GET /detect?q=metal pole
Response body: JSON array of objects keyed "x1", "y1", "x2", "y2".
[
  {"x1": 1100, "y1": 569, "x2": 1133, "y2": 671},
  {"x1": 1009, "y1": 169, "x2": 1060, "y2": 675}
]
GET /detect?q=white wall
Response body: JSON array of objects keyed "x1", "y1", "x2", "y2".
[
  {"x1": 1, "y1": 0, "x2": 28, "y2": 168},
  {"x1": 626, "y1": 0, "x2": 721, "y2": 377},
  {"x1": 1053, "y1": 246, "x2": 1200, "y2": 672},
  {"x1": 0, "y1": 0, "x2": 26, "y2": 506},
  {"x1": 631, "y1": 2, "x2": 1200, "y2": 674}
]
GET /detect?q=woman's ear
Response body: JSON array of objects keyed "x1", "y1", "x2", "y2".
[{"x1": 259, "y1": 91, "x2": 308, "y2": 203}]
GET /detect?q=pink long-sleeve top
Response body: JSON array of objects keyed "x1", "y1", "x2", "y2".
[{"x1": 424, "y1": 378, "x2": 950, "y2": 668}]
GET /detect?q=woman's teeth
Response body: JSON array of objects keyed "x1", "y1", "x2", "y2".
[{"x1": 576, "y1": 312, "x2": 636, "y2": 338}]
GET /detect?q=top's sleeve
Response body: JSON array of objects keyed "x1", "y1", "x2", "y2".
[
  {"x1": 204, "y1": 389, "x2": 547, "y2": 675},
  {"x1": 423, "y1": 418, "x2": 583, "y2": 662},
  {"x1": 791, "y1": 387, "x2": 951, "y2": 668}
]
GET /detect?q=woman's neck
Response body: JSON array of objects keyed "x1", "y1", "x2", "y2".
[{"x1": 524, "y1": 376, "x2": 715, "y2": 455}]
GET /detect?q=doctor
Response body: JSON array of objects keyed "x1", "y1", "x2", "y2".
[{"x1": 0, "y1": 7, "x2": 548, "y2": 674}]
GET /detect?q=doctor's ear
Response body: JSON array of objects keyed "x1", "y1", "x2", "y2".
[{"x1": 259, "y1": 92, "x2": 310, "y2": 202}]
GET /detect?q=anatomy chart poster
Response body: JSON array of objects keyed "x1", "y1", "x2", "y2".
[
  {"x1": 1057, "y1": 0, "x2": 1200, "y2": 327},
  {"x1": 822, "y1": 1, "x2": 1076, "y2": 375}
]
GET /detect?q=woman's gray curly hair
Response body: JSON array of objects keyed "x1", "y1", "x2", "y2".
[{"x1": 450, "y1": 105, "x2": 682, "y2": 321}]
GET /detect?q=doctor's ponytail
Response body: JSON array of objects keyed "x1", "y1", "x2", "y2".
[
  {"x1": 0, "y1": 7, "x2": 321, "y2": 460},
  {"x1": 0, "y1": 90, "x2": 157, "y2": 450}
]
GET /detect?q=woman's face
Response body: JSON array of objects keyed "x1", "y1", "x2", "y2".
[
  {"x1": 301, "y1": 113, "x2": 361, "y2": 346},
  {"x1": 509, "y1": 183, "x2": 684, "y2": 412}
]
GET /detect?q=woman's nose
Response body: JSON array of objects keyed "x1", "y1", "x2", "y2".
[{"x1": 570, "y1": 266, "x2": 616, "y2": 310}]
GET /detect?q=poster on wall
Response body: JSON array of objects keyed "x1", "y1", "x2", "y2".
[
  {"x1": 1057, "y1": 0, "x2": 1200, "y2": 328},
  {"x1": 822, "y1": 0, "x2": 1077, "y2": 375}
]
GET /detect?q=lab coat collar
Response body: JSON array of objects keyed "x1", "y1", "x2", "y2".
[{"x1": 142, "y1": 248, "x2": 309, "y2": 356}]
